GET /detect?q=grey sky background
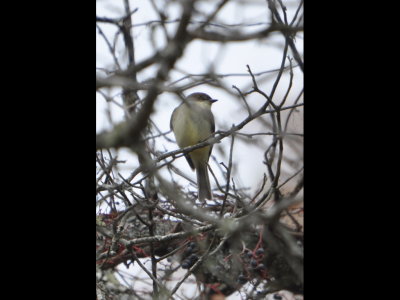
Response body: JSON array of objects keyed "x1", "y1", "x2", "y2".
[{"x1": 96, "y1": 0, "x2": 303, "y2": 298}]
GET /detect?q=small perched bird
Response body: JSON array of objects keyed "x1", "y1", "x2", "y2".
[{"x1": 170, "y1": 92, "x2": 217, "y2": 201}]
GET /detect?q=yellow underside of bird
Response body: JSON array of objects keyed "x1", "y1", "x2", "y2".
[{"x1": 172, "y1": 103, "x2": 212, "y2": 167}]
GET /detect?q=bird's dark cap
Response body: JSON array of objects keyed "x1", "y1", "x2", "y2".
[{"x1": 187, "y1": 92, "x2": 218, "y2": 103}]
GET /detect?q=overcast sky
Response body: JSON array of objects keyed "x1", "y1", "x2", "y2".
[{"x1": 96, "y1": 1, "x2": 303, "y2": 298}]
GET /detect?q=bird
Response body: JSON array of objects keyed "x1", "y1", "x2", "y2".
[{"x1": 170, "y1": 92, "x2": 217, "y2": 202}]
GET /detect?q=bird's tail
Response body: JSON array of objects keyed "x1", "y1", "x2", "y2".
[{"x1": 196, "y1": 164, "x2": 212, "y2": 202}]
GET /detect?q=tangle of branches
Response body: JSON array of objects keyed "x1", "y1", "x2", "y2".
[{"x1": 96, "y1": 1, "x2": 303, "y2": 299}]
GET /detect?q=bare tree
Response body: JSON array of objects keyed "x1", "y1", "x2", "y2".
[{"x1": 96, "y1": 0, "x2": 303, "y2": 299}]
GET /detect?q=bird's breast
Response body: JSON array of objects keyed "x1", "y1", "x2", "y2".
[{"x1": 172, "y1": 104, "x2": 212, "y2": 148}]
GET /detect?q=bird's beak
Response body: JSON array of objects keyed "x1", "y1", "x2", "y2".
[{"x1": 210, "y1": 99, "x2": 218, "y2": 103}]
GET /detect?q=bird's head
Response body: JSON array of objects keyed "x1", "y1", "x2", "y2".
[{"x1": 187, "y1": 92, "x2": 218, "y2": 105}]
